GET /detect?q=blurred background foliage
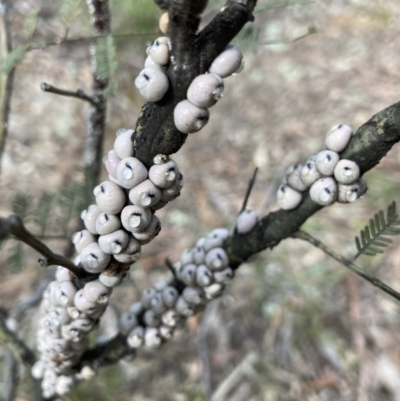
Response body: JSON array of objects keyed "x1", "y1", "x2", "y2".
[{"x1": 1, "y1": 0, "x2": 400, "y2": 400}]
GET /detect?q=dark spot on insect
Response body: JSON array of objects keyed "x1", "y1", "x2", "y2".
[
  {"x1": 324, "y1": 188, "x2": 331, "y2": 195},
  {"x1": 143, "y1": 74, "x2": 150, "y2": 81},
  {"x1": 90, "y1": 252, "x2": 98, "y2": 260},
  {"x1": 100, "y1": 185, "x2": 105, "y2": 193},
  {"x1": 338, "y1": 124, "x2": 343, "y2": 129},
  {"x1": 326, "y1": 154, "x2": 332, "y2": 161},
  {"x1": 104, "y1": 214, "x2": 109, "y2": 221}
]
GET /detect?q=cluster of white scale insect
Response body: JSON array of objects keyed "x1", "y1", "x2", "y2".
[
  {"x1": 277, "y1": 124, "x2": 367, "y2": 210},
  {"x1": 135, "y1": 36, "x2": 244, "y2": 133},
  {"x1": 33, "y1": 20, "x2": 247, "y2": 398}
]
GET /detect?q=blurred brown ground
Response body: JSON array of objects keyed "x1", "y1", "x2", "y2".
[{"x1": 1, "y1": 0, "x2": 400, "y2": 400}]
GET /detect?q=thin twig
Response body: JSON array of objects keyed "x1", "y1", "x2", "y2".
[
  {"x1": 40, "y1": 82, "x2": 97, "y2": 106},
  {"x1": 0, "y1": 309, "x2": 36, "y2": 368},
  {"x1": 3, "y1": 349, "x2": 19, "y2": 401},
  {"x1": 29, "y1": 30, "x2": 154, "y2": 50},
  {"x1": 240, "y1": 167, "x2": 258, "y2": 213},
  {"x1": 0, "y1": 0, "x2": 15, "y2": 175},
  {"x1": 292, "y1": 230, "x2": 400, "y2": 303},
  {"x1": 3, "y1": 215, "x2": 84, "y2": 278}
]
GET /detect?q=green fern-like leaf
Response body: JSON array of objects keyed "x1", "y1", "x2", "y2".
[
  {"x1": 12, "y1": 192, "x2": 32, "y2": 221},
  {"x1": 24, "y1": 8, "x2": 40, "y2": 38},
  {"x1": 95, "y1": 36, "x2": 118, "y2": 82},
  {"x1": 60, "y1": 0, "x2": 82, "y2": 28},
  {"x1": 7, "y1": 242, "x2": 23, "y2": 273},
  {"x1": 3, "y1": 45, "x2": 29, "y2": 75},
  {"x1": 34, "y1": 192, "x2": 55, "y2": 236},
  {"x1": 354, "y1": 201, "x2": 400, "y2": 258},
  {"x1": 233, "y1": 25, "x2": 260, "y2": 53}
]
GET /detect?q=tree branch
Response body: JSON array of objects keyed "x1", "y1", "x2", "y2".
[
  {"x1": 292, "y1": 230, "x2": 400, "y2": 303},
  {"x1": 225, "y1": 101, "x2": 400, "y2": 267},
  {"x1": 0, "y1": 0, "x2": 15, "y2": 175},
  {"x1": 40, "y1": 82, "x2": 97, "y2": 106},
  {"x1": 1, "y1": 215, "x2": 84, "y2": 278},
  {"x1": 133, "y1": 0, "x2": 258, "y2": 168}
]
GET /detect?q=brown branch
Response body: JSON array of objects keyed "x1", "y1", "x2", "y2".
[
  {"x1": 132, "y1": 0, "x2": 258, "y2": 168},
  {"x1": 292, "y1": 230, "x2": 400, "y2": 303},
  {"x1": 2, "y1": 215, "x2": 84, "y2": 278},
  {"x1": 40, "y1": 82, "x2": 97, "y2": 106},
  {"x1": 0, "y1": 0, "x2": 15, "y2": 175},
  {"x1": 225, "y1": 101, "x2": 400, "y2": 267}
]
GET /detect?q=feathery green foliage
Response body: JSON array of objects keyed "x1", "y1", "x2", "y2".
[
  {"x1": 23, "y1": 8, "x2": 40, "y2": 38},
  {"x1": 2, "y1": 45, "x2": 29, "y2": 75},
  {"x1": 12, "y1": 193, "x2": 32, "y2": 221},
  {"x1": 95, "y1": 36, "x2": 117, "y2": 81},
  {"x1": 60, "y1": 0, "x2": 82, "y2": 29},
  {"x1": 233, "y1": 25, "x2": 260, "y2": 53},
  {"x1": 354, "y1": 201, "x2": 400, "y2": 258},
  {"x1": 7, "y1": 242, "x2": 23, "y2": 273},
  {"x1": 34, "y1": 192, "x2": 55, "y2": 236}
]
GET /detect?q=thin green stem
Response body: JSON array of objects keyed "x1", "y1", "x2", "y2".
[{"x1": 292, "y1": 229, "x2": 400, "y2": 303}]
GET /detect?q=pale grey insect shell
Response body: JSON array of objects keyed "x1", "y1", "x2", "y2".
[
  {"x1": 148, "y1": 159, "x2": 179, "y2": 189},
  {"x1": 113, "y1": 236, "x2": 142, "y2": 263},
  {"x1": 315, "y1": 150, "x2": 339, "y2": 176},
  {"x1": 160, "y1": 174, "x2": 183, "y2": 202},
  {"x1": 99, "y1": 268, "x2": 129, "y2": 287},
  {"x1": 325, "y1": 124, "x2": 353, "y2": 153},
  {"x1": 81, "y1": 204, "x2": 102, "y2": 234},
  {"x1": 134, "y1": 67, "x2": 169, "y2": 102},
  {"x1": 161, "y1": 309, "x2": 180, "y2": 326},
  {"x1": 205, "y1": 247, "x2": 229, "y2": 271},
  {"x1": 300, "y1": 159, "x2": 322, "y2": 187},
  {"x1": 132, "y1": 214, "x2": 161, "y2": 244},
  {"x1": 119, "y1": 311, "x2": 139, "y2": 335},
  {"x1": 151, "y1": 293, "x2": 167, "y2": 314},
  {"x1": 74, "y1": 289, "x2": 99, "y2": 314},
  {"x1": 50, "y1": 307, "x2": 71, "y2": 326},
  {"x1": 180, "y1": 248, "x2": 194, "y2": 265},
  {"x1": 179, "y1": 263, "x2": 197, "y2": 286},
  {"x1": 94, "y1": 180, "x2": 126, "y2": 215},
  {"x1": 141, "y1": 288, "x2": 157, "y2": 308},
  {"x1": 173, "y1": 100, "x2": 210, "y2": 134},
  {"x1": 95, "y1": 213, "x2": 121, "y2": 235},
  {"x1": 143, "y1": 309, "x2": 161, "y2": 327},
  {"x1": 114, "y1": 129, "x2": 134, "y2": 159},
  {"x1": 121, "y1": 205, "x2": 152, "y2": 233},
  {"x1": 129, "y1": 302, "x2": 144, "y2": 315},
  {"x1": 337, "y1": 178, "x2": 367, "y2": 203},
  {"x1": 55, "y1": 266, "x2": 73, "y2": 282},
  {"x1": 83, "y1": 280, "x2": 111, "y2": 303},
  {"x1": 115, "y1": 157, "x2": 148, "y2": 189},
  {"x1": 309, "y1": 177, "x2": 337, "y2": 206},
  {"x1": 182, "y1": 286, "x2": 206, "y2": 305},
  {"x1": 175, "y1": 296, "x2": 196, "y2": 317},
  {"x1": 104, "y1": 149, "x2": 121, "y2": 179},
  {"x1": 286, "y1": 164, "x2": 308, "y2": 192},
  {"x1": 127, "y1": 325, "x2": 145, "y2": 348},
  {"x1": 55, "y1": 281, "x2": 78, "y2": 307},
  {"x1": 236, "y1": 209, "x2": 258, "y2": 234},
  {"x1": 160, "y1": 325, "x2": 174, "y2": 340},
  {"x1": 333, "y1": 159, "x2": 360, "y2": 185},
  {"x1": 162, "y1": 286, "x2": 179, "y2": 307},
  {"x1": 144, "y1": 55, "x2": 166, "y2": 71},
  {"x1": 72, "y1": 230, "x2": 98, "y2": 254},
  {"x1": 187, "y1": 73, "x2": 224, "y2": 108},
  {"x1": 196, "y1": 264, "x2": 213, "y2": 287},
  {"x1": 193, "y1": 246, "x2": 206, "y2": 265},
  {"x1": 129, "y1": 179, "x2": 161, "y2": 208},
  {"x1": 204, "y1": 283, "x2": 225, "y2": 300},
  {"x1": 149, "y1": 41, "x2": 170, "y2": 65},
  {"x1": 154, "y1": 279, "x2": 170, "y2": 291},
  {"x1": 80, "y1": 242, "x2": 111, "y2": 273},
  {"x1": 98, "y1": 229, "x2": 129, "y2": 254},
  {"x1": 276, "y1": 184, "x2": 302, "y2": 210},
  {"x1": 209, "y1": 44, "x2": 243, "y2": 78},
  {"x1": 144, "y1": 327, "x2": 162, "y2": 348},
  {"x1": 213, "y1": 267, "x2": 234, "y2": 284}
]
